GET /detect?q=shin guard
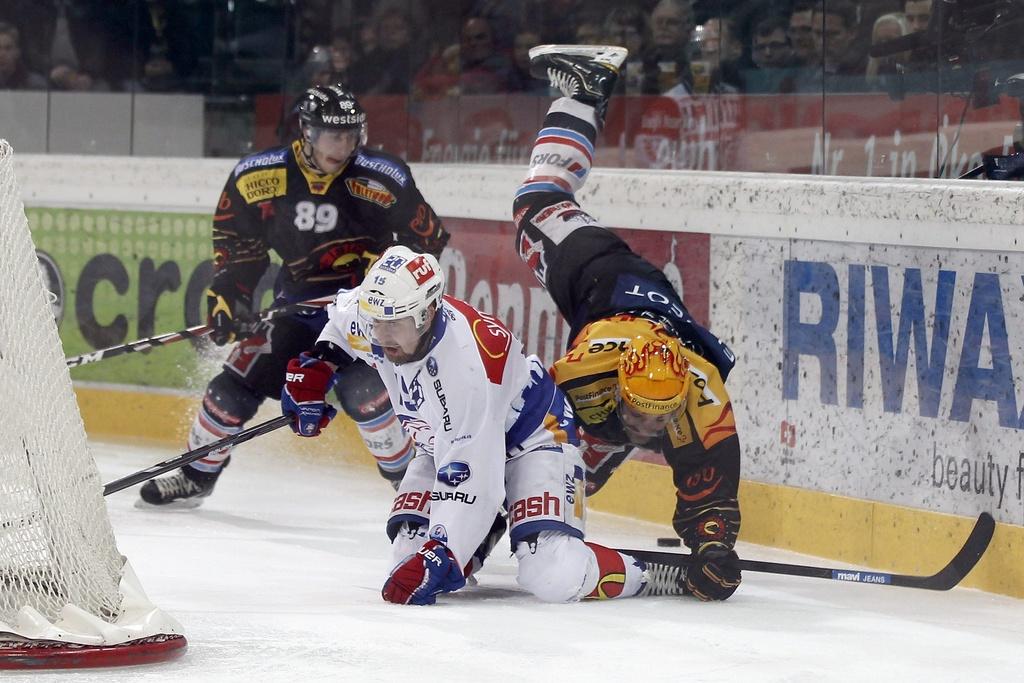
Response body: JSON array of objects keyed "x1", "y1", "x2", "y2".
[{"x1": 516, "y1": 98, "x2": 598, "y2": 199}]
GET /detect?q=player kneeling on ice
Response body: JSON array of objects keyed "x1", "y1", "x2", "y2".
[
  {"x1": 282, "y1": 245, "x2": 654, "y2": 604},
  {"x1": 511, "y1": 45, "x2": 743, "y2": 601}
]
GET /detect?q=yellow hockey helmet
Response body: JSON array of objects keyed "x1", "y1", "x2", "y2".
[{"x1": 617, "y1": 335, "x2": 690, "y2": 416}]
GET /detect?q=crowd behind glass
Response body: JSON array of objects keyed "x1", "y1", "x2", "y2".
[{"x1": 1, "y1": 0, "x2": 1021, "y2": 176}]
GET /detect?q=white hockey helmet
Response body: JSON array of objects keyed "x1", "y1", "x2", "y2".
[{"x1": 359, "y1": 245, "x2": 444, "y2": 329}]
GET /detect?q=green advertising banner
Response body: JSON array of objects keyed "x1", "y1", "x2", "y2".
[{"x1": 28, "y1": 207, "x2": 279, "y2": 389}]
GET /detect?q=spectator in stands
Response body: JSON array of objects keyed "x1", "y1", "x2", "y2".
[
  {"x1": 354, "y1": 20, "x2": 377, "y2": 62},
  {"x1": 136, "y1": 0, "x2": 209, "y2": 92},
  {"x1": 0, "y1": 1, "x2": 110, "y2": 86},
  {"x1": 0, "y1": 22, "x2": 46, "y2": 89},
  {"x1": 328, "y1": 34, "x2": 357, "y2": 87},
  {"x1": 411, "y1": 45, "x2": 458, "y2": 99},
  {"x1": 866, "y1": 12, "x2": 909, "y2": 88},
  {"x1": 904, "y1": 0, "x2": 932, "y2": 34},
  {"x1": 468, "y1": 0, "x2": 521, "y2": 49},
  {"x1": 603, "y1": 6, "x2": 647, "y2": 94},
  {"x1": 696, "y1": 17, "x2": 743, "y2": 66},
  {"x1": 787, "y1": 0, "x2": 818, "y2": 68},
  {"x1": 690, "y1": 16, "x2": 744, "y2": 92},
  {"x1": 457, "y1": 16, "x2": 513, "y2": 95},
  {"x1": 746, "y1": 14, "x2": 798, "y2": 93},
  {"x1": 509, "y1": 30, "x2": 551, "y2": 94},
  {"x1": 811, "y1": 0, "x2": 866, "y2": 88},
  {"x1": 604, "y1": 6, "x2": 645, "y2": 56},
  {"x1": 642, "y1": 0, "x2": 695, "y2": 94},
  {"x1": 649, "y1": 0, "x2": 694, "y2": 58},
  {"x1": 349, "y1": 1, "x2": 424, "y2": 95},
  {"x1": 48, "y1": 59, "x2": 104, "y2": 90},
  {"x1": 751, "y1": 15, "x2": 794, "y2": 71}
]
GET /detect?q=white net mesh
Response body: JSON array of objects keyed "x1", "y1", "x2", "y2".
[{"x1": 0, "y1": 140, "x2": 124, "y2": 627}]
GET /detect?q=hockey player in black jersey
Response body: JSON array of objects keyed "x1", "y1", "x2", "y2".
[
  {"x1": 140, "y1": 84, "x2": 449, "y2": 507},
  {"x1": 512, "y1": 47, "x2": 742, "y2": 600}
]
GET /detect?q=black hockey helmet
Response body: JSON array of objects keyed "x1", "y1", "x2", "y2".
[{"x1": 298, "y1": 84, "x2": 368, "y2": 147}]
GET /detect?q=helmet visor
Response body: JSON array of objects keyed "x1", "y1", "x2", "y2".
[
  {"x1": 360, "y1": 311, "x2": 427, "y2": 363},
  {"x1": 307, "y1": 127, "x2": 361, "y2": 158},
  {"x1": 617, "y1": 398, "x2": 676, "y2": 442}
]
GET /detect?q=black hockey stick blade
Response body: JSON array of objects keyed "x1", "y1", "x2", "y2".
[
  {"x1": 102, "y1": 415, "x2": 293, "y2": 496},
  {"x1": 620, "y1": 512, "x2": 994, "y2": 591},
  {"x1": 66, "y1": 296, "x2": 335, "y2": 368}
]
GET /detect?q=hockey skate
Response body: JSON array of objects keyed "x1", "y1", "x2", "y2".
[
  {"x1": 528, "y1": 44, "x2": 627, "y2": 127},
  {"x1": 136, "y1": 459, "x2": 228, "y2": 509},
  {"x1": 637, "y1": 559, "x2": 690, "y2": 597}
]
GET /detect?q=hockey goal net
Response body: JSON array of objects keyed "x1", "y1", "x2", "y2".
[{"x1": 0, "y1": 140, "x2": 186, "y2": 669}]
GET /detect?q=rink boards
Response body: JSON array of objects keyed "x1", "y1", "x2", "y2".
[{"x1": 16, "y1": 154, "x2": 1024, "y2": 598}]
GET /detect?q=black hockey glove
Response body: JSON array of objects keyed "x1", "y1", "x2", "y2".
[
  {"x1": 685, "y1": 542, "x2": 741, "y2": 601},
  {"x1": 205, "y1": 287, "x2": 253, "y2": 346}
]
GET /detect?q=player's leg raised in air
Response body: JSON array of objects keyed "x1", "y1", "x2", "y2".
[{"x1": 512, "y1": 45, "x2": 626, "y2": 301}]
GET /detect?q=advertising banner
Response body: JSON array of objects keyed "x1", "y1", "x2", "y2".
[
  {"x1": 31, "y1": 207, "x2": 217, "y2": 388},
  {"x1": 31, "y1": 209, "x2": 712, "y2": 416},
  {"x1": 715, "y1": 238, "x2": 1024, "y2": 524}
]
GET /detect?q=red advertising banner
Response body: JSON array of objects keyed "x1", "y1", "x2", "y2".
[{"x1": 256, "y1": 92, "x2": 1020, "y2": 179}]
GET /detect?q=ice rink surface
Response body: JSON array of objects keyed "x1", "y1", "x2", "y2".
[{"x1": 12, "y1": 439, "x2": 1023, "y2": 682}]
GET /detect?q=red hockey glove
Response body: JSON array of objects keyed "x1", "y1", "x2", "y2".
[
  {"x1": 281, "y1": 352, "x2": 338, "y2": 437},
  {"x1": 382, "y1": 540, "x2": 466, "y2": 605}
]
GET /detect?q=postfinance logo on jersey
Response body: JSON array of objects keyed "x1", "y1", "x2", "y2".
[{"x1": 236, "y1": 169, "x2": 287, "y2": 204}]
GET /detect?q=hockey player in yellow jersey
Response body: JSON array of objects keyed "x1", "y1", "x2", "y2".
[
  {"x1": 515, "y1": 46, "x2": 741, "y2": 600},
  {"x1": 550, "y1": 315, "x2": 740, "y2": 600}
]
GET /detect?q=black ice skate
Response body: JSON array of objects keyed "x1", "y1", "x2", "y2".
[
  {"x1": 528, "y1": 44, "x2": 627, "y2": 127},
  {"x1": 137, "y1": 459, "x2": 228, "y2": 509}
]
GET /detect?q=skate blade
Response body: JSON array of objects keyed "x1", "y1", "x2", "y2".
[
  {"x1": 134, "y1": 497, "x2": 206, "y2": 510},
  {"x1": 528, "y1": 44, "x2": 628, "y2": 68}
]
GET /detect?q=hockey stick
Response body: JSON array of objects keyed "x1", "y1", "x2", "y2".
[
  {"x1": 621, "y1": 512, "x2": 994, "y2": 591},
  {"x1": 66, "y1": 296, "x2": 335, "y2": 368},
  {"x1": 101, "y1": 415, "x2": 293, "y2": 496}
]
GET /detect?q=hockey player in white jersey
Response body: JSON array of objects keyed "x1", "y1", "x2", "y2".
[{"x1": 281, "y1": 245, "x2": 657, "y2": 604}]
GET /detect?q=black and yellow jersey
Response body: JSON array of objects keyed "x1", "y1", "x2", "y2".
[
  {"x1": 211, "y1": 143, "x2": 448, "y2": 301},
  {"x1": 551, "y1": 314, "x2": 741, "y2": 551}
]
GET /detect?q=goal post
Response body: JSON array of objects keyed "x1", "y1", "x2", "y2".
[{"x1": 0, "y1": 140, "x2": 187, "y2": 669}]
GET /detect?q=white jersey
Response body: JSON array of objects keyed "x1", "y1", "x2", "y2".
[{"x1": 319, "y1": 290, "x2": 575, "y2": 566}]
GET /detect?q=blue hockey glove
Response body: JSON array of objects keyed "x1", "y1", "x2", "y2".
[
  {"x1": 281, "y1": 352, "x2": 338, "y2": 437},
  {"x1": 382, "y1": 540, "x2": 466, "y2": 605}
]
